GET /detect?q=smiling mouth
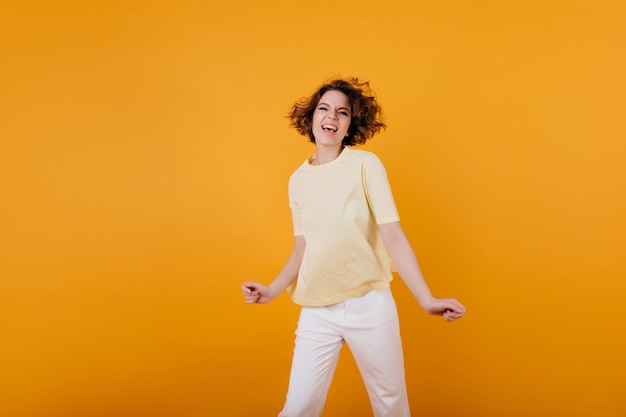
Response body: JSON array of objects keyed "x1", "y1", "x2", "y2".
[{"x1": 322, "y1": 125, "x2": 338, "y2": 132}]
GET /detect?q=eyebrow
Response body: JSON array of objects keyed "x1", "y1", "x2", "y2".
[{"x1": 318, "y1": 102, "x2": 351, "y2": 112}]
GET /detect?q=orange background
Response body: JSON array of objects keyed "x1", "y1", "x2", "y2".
[{"x1": 1, "y1": 1, "x2": 625, "y2": 416}]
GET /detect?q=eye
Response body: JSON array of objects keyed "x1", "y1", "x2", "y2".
[
  {"x1": 340, "y1": 110, "x2": 349, "y2": 116},
  {"x1": 318, "y1": 106, "x2": 327, "y2": 111}
]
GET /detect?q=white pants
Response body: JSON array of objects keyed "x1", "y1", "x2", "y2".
[{"x1": 278, "y1": 288, "x2": 410, "y2": 417}]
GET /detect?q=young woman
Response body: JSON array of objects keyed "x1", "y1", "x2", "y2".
[{"x1": 241, "y1": 78, "x2": 466, "y2": 417}]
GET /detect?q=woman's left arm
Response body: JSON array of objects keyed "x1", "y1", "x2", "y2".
[{"x1": 379, "y1": 221, "x2": 466, "y2": 322}]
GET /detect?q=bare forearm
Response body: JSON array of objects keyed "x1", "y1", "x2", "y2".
[
  {"x1": 378, "y1": 222, "x2": 467, "y2": 321},
  {"x1": 379, "y1": 222, "x2": 434, "y2": 307},
  {"x1": 267, "y1": 236, "x2": 305, "y2": 299},
  {"x1": 268, "y1": 254, "x2": 301, "y2": 296}
]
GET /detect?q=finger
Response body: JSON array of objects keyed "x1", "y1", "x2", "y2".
[
  {"x1": 244, "y1": 295, "x2": 260, "y2": 304},
  {"x1": 242, "y1": 289, "x2": 255, "y2": 297},
  {"x1": 241, "y1": 282, "x2": 262, "y2": 291},
  {"x1": 454, "y1": 304, "x2": 466, "y2": 315},
  {"x1": 444, "y1": 310, "x2": 458, "y2": 322},
  {"x1": 242, "y1": 285, "x2": 255, "y2": 292},
  {"x1": 445, "y1": 299, "x2": 466, "y2": 315}
]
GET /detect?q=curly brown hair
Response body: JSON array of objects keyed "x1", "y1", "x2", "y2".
[{"x1": 287, "y1": 77, "x2": 386, "y2": 146}]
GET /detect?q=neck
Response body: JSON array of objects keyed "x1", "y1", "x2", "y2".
[{"x1": 313, "y1": 145, "x2": 345, "y2": 165}]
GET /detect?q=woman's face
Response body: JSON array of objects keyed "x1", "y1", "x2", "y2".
[{"x1": 311, "y1": 90, "x2": 351, "y2": 148}]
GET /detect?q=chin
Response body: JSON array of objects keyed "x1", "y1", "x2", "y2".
[{"x1": 314, "y1": 136, "x2": 341, "y2": 146}]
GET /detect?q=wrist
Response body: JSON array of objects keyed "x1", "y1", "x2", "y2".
[
  {"x1": 417, "y1": 294, "x2": 435, "y2": 310},
  {"x1": 266, "y1": 284, "x2": 278, "y2": 301}
]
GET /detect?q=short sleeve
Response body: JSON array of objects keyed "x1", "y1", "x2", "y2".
[{"x1": 363, "y1": 154, "x2": 400, "y2": 224}]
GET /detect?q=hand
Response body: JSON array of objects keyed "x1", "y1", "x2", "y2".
[
  {"x1": 241, "y1": 281, "x2": 273, "y2": 304},
  {"x1": 421, "y1": 297, "x2": 466, "y2": 322}
]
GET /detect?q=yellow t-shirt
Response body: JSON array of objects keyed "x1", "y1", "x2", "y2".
[{"x1": 287, "y1": 147, "x2": 400, "y2": 306}]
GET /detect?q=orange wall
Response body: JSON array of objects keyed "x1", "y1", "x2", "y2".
[{"x1": 1, "y1": 1, "x2": 625, "y2": 416}]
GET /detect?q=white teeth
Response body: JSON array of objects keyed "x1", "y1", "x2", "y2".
[{"x1": 322, "y1": 125, "x2": 337, "y2": 132}]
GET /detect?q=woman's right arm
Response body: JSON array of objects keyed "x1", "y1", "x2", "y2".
[{"x1": 241, "y1": 235, "x2": 306, "y2": 304}]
